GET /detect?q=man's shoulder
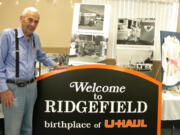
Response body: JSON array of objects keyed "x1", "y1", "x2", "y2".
[
  {"x1": 1, "y1": 28, "x2": 15, "y2": 36},
  {"x1": 33, "y1": 32, "x2": 39, "y2": 38},
  {"x1": 2, "y1": 28, "x2": 14, "y2": 32}
]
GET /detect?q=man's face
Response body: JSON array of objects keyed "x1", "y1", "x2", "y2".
[{"x1": 20, "y1": 11, "x2": 40, "y2": 36}]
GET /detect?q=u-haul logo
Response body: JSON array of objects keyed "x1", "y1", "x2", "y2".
[{"x1": 104, "y1": 119, "x2": 148, "y2": 128}]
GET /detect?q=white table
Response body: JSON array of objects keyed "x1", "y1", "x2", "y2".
[{"x1": 162, "y1": 92, "x2": 180, "y2": 121}]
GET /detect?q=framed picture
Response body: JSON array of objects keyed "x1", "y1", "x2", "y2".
[
  {"x1": 69, "y1": 34, "x2": 108, "y2": 65},
  {"x1": 116, "y1": 48, "x2": 153, "y2": 76},
  {"x1": 72, "y1": 3, "x2": 110, "y2": 35},
  {"x1": 117, "y1": 18, "x2": 155, "y2": 46},
  {"x1": 70, "y1": 3, "x2": 110, "y2": 65}
]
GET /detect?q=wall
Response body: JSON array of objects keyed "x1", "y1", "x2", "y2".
[
  {"x1": 177, "y1": 3, "x2": 180, "y2": 32},
  {"x1": 0, "y1": 0, "x2": 82, "y2": 53},
  {"x1": 0, "y1": 0, "x2": 179, "y2": 58}
]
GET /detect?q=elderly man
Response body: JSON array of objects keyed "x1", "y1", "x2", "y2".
[{"x1": 0, "y1": 7, "x2": 63, "y2": 135}]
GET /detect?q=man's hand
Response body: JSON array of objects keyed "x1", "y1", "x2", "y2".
[
  {"x1": 55, "y1": 64, "x2": 67, "y2": 70},
  {"x1": 0, "y1": 90, "x2": 14, "y2": 108}
]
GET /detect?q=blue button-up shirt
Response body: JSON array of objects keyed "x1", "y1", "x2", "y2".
[{"x1": 0, "y1": 27, "x2": 56, "y2": 92}]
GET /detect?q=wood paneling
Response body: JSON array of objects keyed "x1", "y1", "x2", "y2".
[
  {"x1": 177, "y1": 3, "x2": 180, "y2": 32},
  {"x1": 152, "y1": 60, "x2": 161, "y2": 82},
  {"x1": 42, "y1": 47, "x2": 70, "y2": 53}
]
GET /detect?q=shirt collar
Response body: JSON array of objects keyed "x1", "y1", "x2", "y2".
[
  {"x1": 17, "y1": 27, "x2": 25, "y2": 38},
  {"x1": 17, "y1": 27, "x2": 34, "y2": 39}
]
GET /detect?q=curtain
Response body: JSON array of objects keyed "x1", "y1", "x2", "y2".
[{"x1": 149, "y1": 0, "x2": 179, "y2": 3}]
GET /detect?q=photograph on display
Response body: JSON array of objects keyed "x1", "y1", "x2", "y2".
[
  {"x1": 36, "y1": 53, "x2": 69, "y2": 76},
  {"x1": 161, "y1": 31, "x2": 180, "y2": 92},
  {"x1": 68, "y1": 34, "x2": 108, "y2": 65},
  {"x1": 117, "y1": 18, "x2": 155, "y2": 45},
  {"x1": 116, "y1": 49, "x2": 153, "y2": 76},
  {"x1": 78, "y1": 4, "x2": 105, "y2": 31}
]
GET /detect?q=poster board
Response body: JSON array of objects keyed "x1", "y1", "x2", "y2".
[
  {"x1": 69, "y1": 4, "x2": 110, "y2": 65},
  {"x1": 33, "y1": 65, "x2": 161, "y2": 135}
]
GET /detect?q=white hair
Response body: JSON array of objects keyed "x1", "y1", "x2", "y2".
[{"x1": 22, "y1": 7, "x2": 40, "y2": 17}]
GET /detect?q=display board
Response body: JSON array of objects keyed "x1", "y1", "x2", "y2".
[
  {"x1": 69, "y1": 4, "x2": 110, "y2": 65},
  {"x1": 33, "y1": 65, "x2": 161, "y2": 135},
  {"x1": 116, "y1": 18, "x2": 155, "y2": 76}
]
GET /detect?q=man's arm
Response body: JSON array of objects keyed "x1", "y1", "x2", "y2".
[
  {"x1": 37, "y1": 50, "x2": 66, "y2": 70},
  {"x1": 35, "y1": 34, "x2": 66, "y2": 69},
  {"x1": 0, "y1": 30, "x2": 10, "y2": 92},
  {"x1": 0, "y1": 30, "x2": 14, "y2": 108}
]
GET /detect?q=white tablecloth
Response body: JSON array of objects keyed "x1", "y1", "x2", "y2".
[{"x1": 162, "y1": 92, "x2": 180, "y2": 120}]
